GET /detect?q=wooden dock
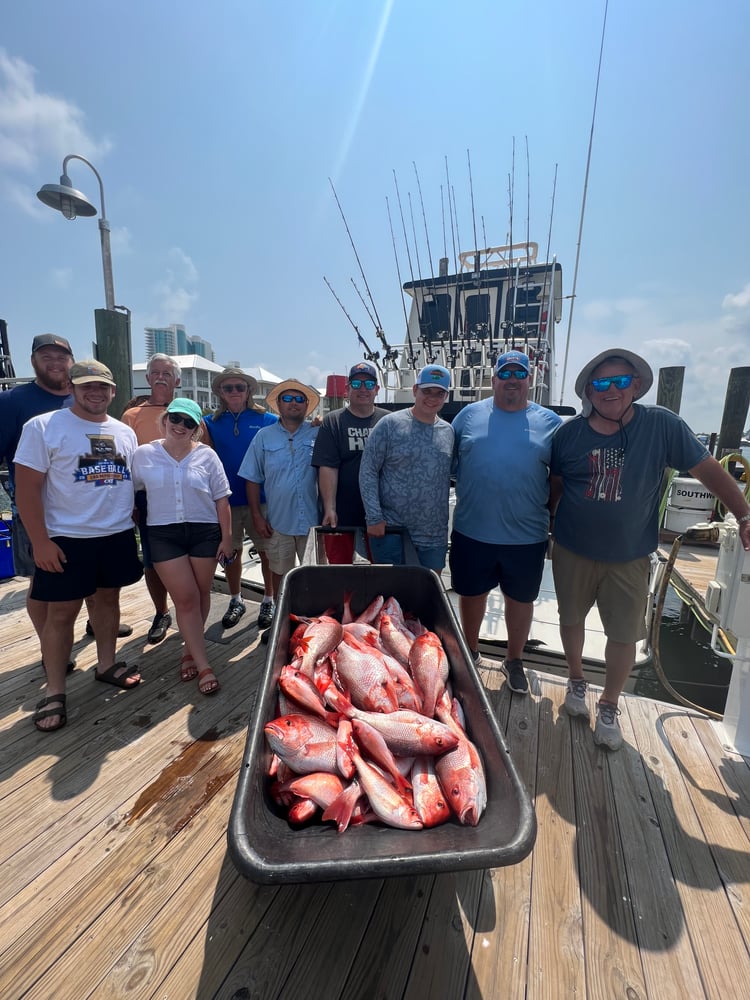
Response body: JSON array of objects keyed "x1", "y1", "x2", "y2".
[{"x1": 1, "y1": 573, "x2": 750, "y2": 999}]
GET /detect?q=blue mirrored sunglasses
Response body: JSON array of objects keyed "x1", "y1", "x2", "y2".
[
  {"x1": 279, "y1": 393, "x2": 307, "y2": 404},
  {"x1": 349, "y1": 378, "x2": 377, "y2": 390},
  {"x1": 496, "y1": 369, "x2": 529, "y2": 380},
  {"x1": 590, "y1": 374, "x2": 634, "y2": 392}
]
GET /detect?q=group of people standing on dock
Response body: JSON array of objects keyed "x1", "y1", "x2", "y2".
[{"x1": 2, "y1": 336, "x2": 749, "y2": 750}]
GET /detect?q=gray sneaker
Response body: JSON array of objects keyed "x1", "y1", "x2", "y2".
[
  {"x1": 594, "y1": 700, "x2": 623, "y2": 750},
  {"x1": 564, "y1": 678, "x2": 590, "y2": 718},
  {"x1": 257, "y1": 600, "x2": 275, "y2": 630},
  {"x1": 501, "y1": 658, "x2": 528, "y2": 695}
]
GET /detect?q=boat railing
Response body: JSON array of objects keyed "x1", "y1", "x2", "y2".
[{"x1": 458, "y1": 242, "x2": 539, "y2": 272}]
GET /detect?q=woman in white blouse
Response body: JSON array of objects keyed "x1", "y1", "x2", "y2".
[{"x1": 132, "y1": 397, "x2": 233, "y2": 694}]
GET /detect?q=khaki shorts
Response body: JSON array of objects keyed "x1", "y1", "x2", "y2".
[
  {"x1": 551, "y1": 542, "x2": 650, "y2": 643},
  {"x1": 266, "y1": 531, "x2": 308, "y2": 575},
  {"x1": 231, "y1": 505, "x2": 268, "y2": 553}
]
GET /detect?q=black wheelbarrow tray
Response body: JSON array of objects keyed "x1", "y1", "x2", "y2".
[{"x1": 227, "y1": 564, "x2": 536, "y2": 884}]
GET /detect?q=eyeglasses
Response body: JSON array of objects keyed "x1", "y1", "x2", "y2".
[
  {"x1": 349, "y1": 378, "x2": 377, "y2": 390},
  {"x1": 279, "y1": 394, "x2": 307, "y2": 404},
  {"x1": 167, "y1": 412, "x2": 198, "y2": 430},
  {"x1": 496, "y1": 369, "x2": 529, "y2": 380},
  {"x1": 590, "y1": 374, "x2": 634, "y2": 392},
  {"x1": 221, "y1": 383, "x2": 247, "y2": 393}
]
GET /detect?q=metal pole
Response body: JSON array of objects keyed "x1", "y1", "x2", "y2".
[{"x1": 62, "y1": 154, "x2": 116, "y2": 310}]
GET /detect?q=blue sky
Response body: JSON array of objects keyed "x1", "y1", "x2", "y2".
[{"x1": 2, "y1": 0, "x2": 748, "y2": 432}]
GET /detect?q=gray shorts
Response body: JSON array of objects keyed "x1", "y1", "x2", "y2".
[{"x1": 11, "y1": 515, "x2": 36, "y2": 577}]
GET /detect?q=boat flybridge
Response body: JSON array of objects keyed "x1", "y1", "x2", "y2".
[{"x1": 377, "y1": 240, "x2": 564, "y2": 419}]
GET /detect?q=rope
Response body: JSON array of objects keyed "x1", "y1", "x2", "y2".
[{"x1": 715, "y1": 452, "x2": 750, "y2": 518}]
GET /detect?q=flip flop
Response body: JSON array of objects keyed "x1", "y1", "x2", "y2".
[
  {"x1": 33, "y1": 694, "x2": 67, "y2": 732},
  {"x1": 95, "y1": 661, "x2": 141, "y2": 689},
  {"x1": 197, "y1": 667, "x2": 220, "y2": 696},
  {"x1": 180, "y1": 652, "x2": 198, "y2": 682}
]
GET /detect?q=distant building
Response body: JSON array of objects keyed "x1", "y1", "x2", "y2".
[
  {"x1": 144, "y1": 324, "x2": 215, "y2": 361},
  {"x1": 132, "y1": 356, "x2": 284, "y2": 412}
]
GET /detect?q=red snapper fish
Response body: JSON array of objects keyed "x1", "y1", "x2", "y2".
[
  {"x1": 279, "y1": 664, "x2": 337, "y2": 724},
  {"x1": 378, "y1": 612, "x2": 414, "y2": 666},
  {"x1": 333, "y1": 635, "x2": 399, "y2": 713},
  {"x1": 264, "y1": 714, "x2": 339, "y2": 775},
  {"x1": 325, "y1": 688, "x2": 459, "y2": 756},
  {"x1": 351, "y1": 718, "x2": 412, "y2": 795},
  {"x1": 434, "y1": 702, "x2": 487, "y2": 827},
  {"x1": 411, "y1": 755, "x2": 451, "y2": 827},
  {"x1": 408, "y1": 631, "x2": 449, "y2": 719},
  {"x1": 295, "y1": 616, "x2": 344, "y2": 678},
  {"x1": 355, "y1": 594, "x2": 385, "y2": 624},
  {"x1": 347, "y1": 741, "x2": 423, "y2": 830}
]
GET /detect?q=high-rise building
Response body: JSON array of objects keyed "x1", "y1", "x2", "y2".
[{"x1": 144, "y1": 324, "x2": 214, "y2": 361}]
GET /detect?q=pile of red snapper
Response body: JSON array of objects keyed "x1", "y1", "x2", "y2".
[{"x1": 265, "y1": 593, "x2": 487, "y2": 831}]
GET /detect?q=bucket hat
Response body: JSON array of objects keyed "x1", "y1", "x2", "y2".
[
  {"x1": 211, "y1": 366, "x2": 259, "y2": 398},
  {"x1": 575, "y1": 348, "x2": 653, "y2": 417}
]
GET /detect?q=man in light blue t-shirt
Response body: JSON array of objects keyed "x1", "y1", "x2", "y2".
[
  {"x1": 550, "y1": 348, "x2": 750, "y2": 750},
  {"x1": 451, "y1": 350, "x2": 561, "y2": 696}
]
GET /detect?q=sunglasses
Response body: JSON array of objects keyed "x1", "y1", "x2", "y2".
[
  {"x1": 496, "y1": 369, "x2": 529, "y2": 380},
  {"x1": 590, "y1": 374, "x2": 634, "y2": 392},
  {"x1": 280, "y1": 393, "x2": 307, "y2": 404},
  {"x1": 221, "y1": 383, "x2": 247, "y2": 393},
  {"x1": 167, "y1": 412, "x2": 198, "y2": 430},
  {"x1": 349, "y1": 378, "x2": 377, "y2": 390}
]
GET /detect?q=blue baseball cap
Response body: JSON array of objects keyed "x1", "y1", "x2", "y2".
[
  {"x1": 495, "y1": 350, "x2": 530, "y2": 373},
  {"x1": 348, "y1": 361, "x2": 378, "y2": 381},
  {"x1": 415, "y1": 364, "x2": 451, "y2": 390}
]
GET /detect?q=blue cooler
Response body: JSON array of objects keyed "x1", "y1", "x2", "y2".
[{"x1": 0, "y1": 519, "x2": 15, "y2": 579}]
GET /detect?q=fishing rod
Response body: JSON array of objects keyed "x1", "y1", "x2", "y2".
[
  {"x1": 559, "y1": 0, "x2": 610, "y2": 406},
  {"x1": 408, "y1": 190, "x2": 435, "y2": 363},
  {"x1": 440, "y1": 185, "x2": 459, "y2": 367},
  {"x1": 445, "y1": 157, "x2": 462, "y2": 348},
  {"x1": 386, "y1": 195, "x2": 418, "y2": 370},
  {"x1": 393, "y1": 169, "x2": 423, "y2": 371},
  {"x1": 322, "y1": 275, "x2": 385, "y2": 378},
  {"x1": 414, "y1": 161, "x2": 453, "y2": 364},
  {"x1": 351, "y1": 277, "x2": 398, "y2": 368},
  {"x1": 467, "y1": 148, "x2": 491, "y2": 357}
]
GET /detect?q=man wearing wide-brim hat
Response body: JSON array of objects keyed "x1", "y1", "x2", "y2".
[
  {"x1": 549, "y1": 348, "x2": 750, "y2": 751},
  {"x1": 238, "y1": 377, "x2": 320, "y2": 597},
  {"x1": 203, "y1": 366, "x2": 278, "y2": 630}
]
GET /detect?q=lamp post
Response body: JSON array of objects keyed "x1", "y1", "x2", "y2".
[{"x1": 37, "y1": 155, "x2": 132, "y2": 416}]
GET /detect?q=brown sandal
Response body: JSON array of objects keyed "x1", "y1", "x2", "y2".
[
  {"x1": 197, "y1": 667, "x2": 220, "y2": 696},
  {"x1": 33, "y1": 694, "x2": 67, "y2": 732},
  {"x1": 180, "y1": 653, "x2": 198, "y2": 682}
]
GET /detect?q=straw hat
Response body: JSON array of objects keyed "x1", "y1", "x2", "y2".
[
  {"x1": 266, "y1": 378, "x2": 321, "y2": 418},
  {"x1": 575, "y1": 349, "x2": 653, "y2": 417}
]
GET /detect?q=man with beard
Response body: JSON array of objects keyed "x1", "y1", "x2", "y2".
[
  {"x1": 312, "y1": 361, "x2": 388, "y2": 564},
  {"x1": 0, "y1": 335, "x2": 132, "y2": 669},
  {"x1": 121, "y1": 353, "x2": 181, "y2": 643},
  {"x1": 239, "y1": 378, "x2": 320, "y2": 598},
  {"x1": 15, "y1": 360, "x2": 144, "y2": 732}
]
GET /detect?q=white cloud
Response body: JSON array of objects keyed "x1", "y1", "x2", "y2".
[
  {"x1": 723, "y1": 283, "x2": 750, "y2": 311},
  {"x1": 50, "y1": 266, "x2": 73, "y2": 290},
  {"x1": 150, "y1": 247, "x2": 199, "y2": 322},
  {"x1": 0, "y1": 48, "x2": 111, "y2": 180}
]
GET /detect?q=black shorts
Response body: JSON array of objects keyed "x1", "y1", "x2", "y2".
[
  {"x1": 449, "y1": 530, "x2": 547, "y2": 603},
  {"x1": 31, "y1": 529, "x2": 143, "y2": 602},
  {"x1": 149, "y1": 522, "x2": 221, "y2": 563}
]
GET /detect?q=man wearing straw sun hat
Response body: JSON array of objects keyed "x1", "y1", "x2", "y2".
[
  {"x1": 550, "y1": 347, "x2": 750, "y2": 751},
  {"x1": 238, "y1": 378, "x2": 320, "y2": 609}
]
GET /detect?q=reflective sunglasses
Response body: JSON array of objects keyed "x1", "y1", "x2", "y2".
[
  {"x1": 496, "y1": 369, "x2": 529, "y2": 380},
  {"x1": 349, "y1": 378, "x2": 377, "y2": 390},
  {"x1": 221, "y1": 383, "x2": 247, "y2": 393},
  {"x1": 167, "y1": 412, "x2": 198, "y2": 430},
  {"x1": 590, "y1": 374, "x2": 634, "y2": 392},
  {"x1": 279, "y1": 393, "x2": 307, "y2": 404}
]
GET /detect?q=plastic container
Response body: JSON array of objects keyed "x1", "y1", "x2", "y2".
[
  {"x1": 0, "y1": 520, "x2": 14, "y2": 579},
  {"x1": 662, "y1": 507, "x2": 713, "y2": 533},
  {"x1": 668, "y1": 477, "x2": 714, "y2": 511},
  {"x1": 227, "y1": 564, "x2": 537, "y2": 884}
]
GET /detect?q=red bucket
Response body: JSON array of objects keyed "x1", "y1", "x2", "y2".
[{"x1": 325, "y1": 374, "x2": 348, "y2": 398}]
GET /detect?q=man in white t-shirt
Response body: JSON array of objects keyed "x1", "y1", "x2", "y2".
[{"x1": 15, "y1": 360, "x2": 144, "y2": 733}]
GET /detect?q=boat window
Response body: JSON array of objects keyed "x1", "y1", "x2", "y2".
[
  {"x1": 465, "y1": 293, "x2": 490, "y2": 336},
  {"x1": 419, "y1": 294, "x2": 452, "y2": 342},
  {"x1": 506, "y1": 283, "x2": 542, "y2": 333}
]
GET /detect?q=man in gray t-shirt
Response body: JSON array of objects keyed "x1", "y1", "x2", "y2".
[{"x1": 550, "y1": 348, "x2": 750, "y2": 751}]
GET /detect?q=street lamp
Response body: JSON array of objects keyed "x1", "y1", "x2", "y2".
[{"x1": 36, "y1": 154, "x2": 132, "y2": 414}]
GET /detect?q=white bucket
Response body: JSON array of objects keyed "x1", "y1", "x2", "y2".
[
  {"x1": 663, "y1": 506, "x2": 712, "y2": 533},
  {"x1": 669, "y1": 477, "x2": 714, "y2": 511}
]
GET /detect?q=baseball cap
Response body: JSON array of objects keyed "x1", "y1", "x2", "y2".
[
  {"x1": 348, "y1": 361, "x2": 378, "y2": 381},
  {"x1": 32, "y1": 334, "x2": 73, "y2": 355},
  {"x1": 415, "y1": 364, "x2": 451, "y2": 390},
  {"x1": 70, "y1": 359, "x2": 116, "y2": 386},
  {"x1": 167, "y1": 397, "x2": 204, "y2": 424},
  {"x1": 495, "y1": 350, "x2": 530, "y2": 373}
]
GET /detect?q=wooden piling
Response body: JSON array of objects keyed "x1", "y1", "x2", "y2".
[
  {"x1": 656, "y1": 366, "x2": 685, "y2": 414},
  {"x1": 716, "y1": 367, "x2": 750, "y2": 457}
]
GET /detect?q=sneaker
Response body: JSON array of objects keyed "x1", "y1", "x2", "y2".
[
  {"x1": 501, "y1": 658, "x2": 528, "y2": 695},
  {"x1": 147, "y1": 611, "x2": 172, "y2": 645},
  {"x1": 564, "y1": 678, "x2": 590, "y2": 719},
  {"x1": 86, "y1": 620, "x2": 134, "y2": 638},
  {"x1": 222, "y1": 599, "x2": 246, "y2": 629},
  {"x1": 257, "y1": 600, "x2": 275, "y2": 630},
  {"x1": 594, "y1": 700, "x2": 623, "y2": 750}
]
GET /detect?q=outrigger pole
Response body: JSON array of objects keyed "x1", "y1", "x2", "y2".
[
  {"x1": 386, "y1": 196, "x2": 418, "y2": 370},
  {"x1": 323, "y1": 276, "x2": 385, "y2": 380}
]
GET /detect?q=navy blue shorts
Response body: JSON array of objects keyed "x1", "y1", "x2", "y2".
[
  {"x1": 449, "y1": 530, "x2": 547, "y2": 602},
  {"x1": 149, "y1": 522, "x2": 221, "y2": 563},
  {"x1": 31, "y1": 529, "x2": 143, "y2": 602}
]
